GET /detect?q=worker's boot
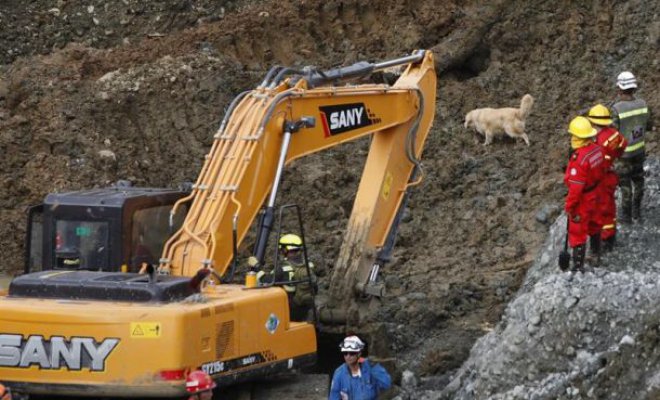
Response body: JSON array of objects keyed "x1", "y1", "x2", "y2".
[
  {"x1": 572, "y1": 244, "x2": 586, "y2": 273},
  {"x1": 587, "y1": 234, "x2": 601, "y2": 266}
]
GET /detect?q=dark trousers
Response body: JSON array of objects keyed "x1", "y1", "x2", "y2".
[{"x1": 617, "y1": 154, "x2": 645, "y2": 219}]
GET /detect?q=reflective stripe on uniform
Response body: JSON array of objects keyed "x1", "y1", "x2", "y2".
[
  {"x1": 602, "y1": 224, "x2": 615, "y2": 230},
  {"x1": 618, "y1": 107, "x2": 648, "y2": 119},
  {"x1": 603, "y1": 132, "x2": 619, "y2": 146},
  {"x1": 624, "y1": 141, "x2": 645, "y2": 152},
  {"x1": 281, "y1": 265, "x2": 295, "y2": 292}
]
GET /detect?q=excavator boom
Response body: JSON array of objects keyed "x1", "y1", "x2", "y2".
[{"x1": 161, "y1": 51, "x2": 436, "y2": 286}]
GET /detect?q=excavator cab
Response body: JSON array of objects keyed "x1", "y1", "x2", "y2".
[{"x1": 24, "y1": 182, "x2": 190, "y2": 274}]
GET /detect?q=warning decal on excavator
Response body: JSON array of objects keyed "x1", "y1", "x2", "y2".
[
  {"x1": 130, "y1": 322, "x2": 161, "y2": 338},
  {"x1": 319, "y1": 103, "x2": 376, "y2": 137}
]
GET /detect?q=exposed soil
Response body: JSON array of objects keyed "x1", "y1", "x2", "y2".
[{"x1": 0, "y1": 0, "x2": 658, "y2": 397}]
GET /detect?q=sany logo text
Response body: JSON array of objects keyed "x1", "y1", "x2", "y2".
[
  {"x1": 320, "y1": 103, "x2": 375, "y2": 136},
  {"x1": 330, "y1": 107, "x2": 364, "y2": 130},
  {"x1": 0, "y1": 334, "x2": 119, "y2": 371}
]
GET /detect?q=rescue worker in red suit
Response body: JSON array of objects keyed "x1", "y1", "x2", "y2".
[
  {"x1": 587, "y1": 104, "x2": 627, "y2": 252},
  {"x1": 564, "y1": 116, "x2": 606, "y2": 272}
]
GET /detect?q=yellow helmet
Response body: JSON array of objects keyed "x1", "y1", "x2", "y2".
[
  {"x1": 568, "y1": 116, "x2": 597, "y2": 138},
  {"x1": 587, "y1": 104, "x2": 613, "y2": 126},
  {"x1": 279, "y1": 233, "x2": 302, "y2": 251}
]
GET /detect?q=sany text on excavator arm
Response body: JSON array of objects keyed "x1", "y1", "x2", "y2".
[{"x1": 159, "y1": 51, "x2": 436, "y2": 303}]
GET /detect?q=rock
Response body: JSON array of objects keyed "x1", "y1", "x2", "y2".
[
  {"x1": 535, "y1": 204, "x2": 559, "y2": 224},
  {"x1": 619, "y1": 335, "x2": 635, "y2": 346},
  {"x1": 564, "y1": 296, "x2": 579, "y2": 309},
  {"x1": 401, "y1": 370, "x2": 418, "y2": 389},
  {"x1": 529, "y1": 314, "x2": 541, "y2": 325},
  {"x1": 98, "y1": 149, "x2": 116, "y2": 161}
]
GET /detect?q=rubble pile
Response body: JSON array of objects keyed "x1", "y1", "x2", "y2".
[{"x1": 405, "y1": 159, "x2": 660, "y2": 399}]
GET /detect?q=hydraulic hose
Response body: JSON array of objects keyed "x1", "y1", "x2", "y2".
[
  {"x1": 405, "y1": 88, "x2": 425, "y2": 168},
  {"x1": 217, "y1": 90, "x2": 251, "y2": 135},
  {"x1": 270, "y1": 67, "x2": 305, "y2": 88},
  {"x1": 259, "y1": 65, "x2": 283, "y2": 88}
]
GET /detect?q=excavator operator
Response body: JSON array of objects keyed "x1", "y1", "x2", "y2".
[
  {"x1": 255, "y1": 233, "x2": 317, "y2": 321},
  {"x1": 278, "y1": 234, "x2": 318, "y2": 321}
]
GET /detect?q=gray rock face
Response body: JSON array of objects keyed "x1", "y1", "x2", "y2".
[{"x1": 421, "y1": 158, "x2": 660, "y2": 400}]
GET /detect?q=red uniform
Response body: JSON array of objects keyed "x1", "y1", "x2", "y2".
[
  {"x1": 564, "y1": 142, "x2": 606, "y2": 247},
  {"x1": 595, "y1": 127, "x2": 627, "y2": 240}
]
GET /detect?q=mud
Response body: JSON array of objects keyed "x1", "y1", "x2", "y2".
[{"x1": 0, "y1": 0, "x2": 658, "y2": 397}]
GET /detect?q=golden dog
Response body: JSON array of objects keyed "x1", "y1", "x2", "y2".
[{"x1": 464, "y1": 94, "x2": 534, "y2": 146}]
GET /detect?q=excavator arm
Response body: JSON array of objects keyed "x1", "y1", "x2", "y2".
[{"x1": 159, "y1": 52, "x2": 436, "y2": 315}]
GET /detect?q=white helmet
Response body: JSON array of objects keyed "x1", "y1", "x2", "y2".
[
  {"x1": 339, "y1": 335, "x2": 365, "y2": 352},
  {"x1": 616, "y1": 71, "x2": 637, "y2": 90}
]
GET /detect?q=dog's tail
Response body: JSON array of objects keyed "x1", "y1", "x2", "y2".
[
  {"x1": 519, "y1": 94, "x2": 534, "y2": 119},
  {"x1": 464, "y1": 111, "x2": 472, "y2": 128}
]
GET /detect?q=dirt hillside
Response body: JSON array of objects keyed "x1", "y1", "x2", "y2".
[{"x1": 0, "y1": 0, "x2": 658, "y2": 396}]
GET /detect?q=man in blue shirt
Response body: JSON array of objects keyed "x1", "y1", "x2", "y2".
[{"x1": 329, "y1": 335, "x2": 391, "y2": 400}]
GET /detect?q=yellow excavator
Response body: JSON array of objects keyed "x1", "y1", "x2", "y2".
[{"x1": 0, "y1": 50, "x2": 436, "y2": 397}]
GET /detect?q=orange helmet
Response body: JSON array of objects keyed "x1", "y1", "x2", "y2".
[{"x1": 185, "y1": 370, "x2": 216, "y2": 394}]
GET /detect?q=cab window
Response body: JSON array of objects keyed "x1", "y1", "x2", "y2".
[
  {"x1": 130, "y1": 204, "x2": 188, "y2": 272},
  {"x1": 55, "y1": 220, "x2": 109, "y2": 270}
]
